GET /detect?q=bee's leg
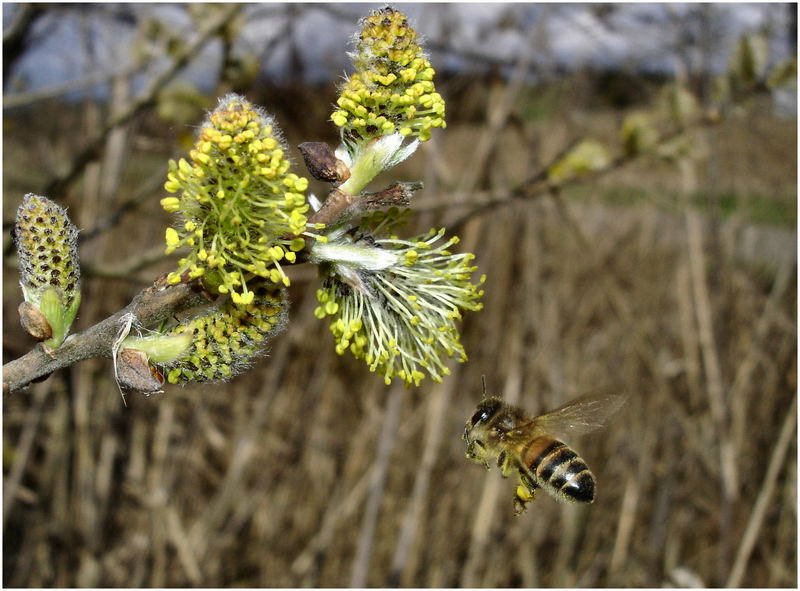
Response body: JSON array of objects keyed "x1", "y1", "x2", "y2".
[
  {"x1": 466, "y1": 441, "x2": 490, "y2": 469},
  {"x1": 519, "y1": 471, "x2": 538, "y2": 495},
  {"x1": 514, "y1": 485, "x2": 536, "y2": 515},
  {"x1": 513, "y1": 470, "x2": 539, "y2": 516},
  {"x1": 496, "y1": 450, "x2": 516, "y2": 478},
  {"x1": 497, "y1": 452, "x2": 535, "y2": 514}
]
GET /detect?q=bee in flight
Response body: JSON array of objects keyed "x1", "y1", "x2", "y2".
[{"x1": 463, "y1": 379, "x2": 626, "y2": 515}]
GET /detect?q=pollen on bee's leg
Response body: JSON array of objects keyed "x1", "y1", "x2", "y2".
[
  {"x1": 516, "y1": 483, "x2": 536, "y2": 504},
  {"x1": 513, "y1": 484, "x2": 535, "y2": 516},
  {"x1": 513, "y1": 480, "x2": 537, "y2": 515}
]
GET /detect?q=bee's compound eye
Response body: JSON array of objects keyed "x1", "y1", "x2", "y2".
[
  {"x1": 469, "y1": 409, "x2": 489, "y2": 426},
  {"x1": 470, "y1": 398, "x2": 502, "y2": 426}
]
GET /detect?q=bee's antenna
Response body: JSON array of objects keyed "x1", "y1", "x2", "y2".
[{"x1": 481, "y1": 375, "x2": 487, "y2": 399}]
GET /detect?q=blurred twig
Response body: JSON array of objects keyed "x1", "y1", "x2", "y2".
[
  {"x1": 77, "y1": 169, "x2": 168, "y2": 246},
  {"x1": 681, "y1": 157, "x2": 737, "y2": 582},
  {"x1": 2, "y1": 4, "x2": 46, "y2": 79},
  {"x1": 291, "y1": 465, "x2": 375, "y2": 581},
  {"x1": 42, "y1": 4, "x2": 242, "y2": 198},
  {"x1": 349, "y1": 383, "x2": 407, "y2": 587},
  {"x1": 675, "y1": 264, "x2": 704, "y2": 408},
  {"x1": 418, "y1": 113, "x2": 722, "y2": 234},
  {"x1": 147, "y1": 395, "x2": 175, "y2": 587},
  {"x1": 726, "y1": 393, "x2": 797, "y2": 587},
  {"x1": 684, "y1": 182, "x2": 734, "y2": 492},
  {"x1": 729, "y1": 257, "x2": 795, "y2": 446},
  {"x1": 456, "y1": 22, "x2": 537, "y2": 194},
  {"x1": 608, "y1": 474, "x2": 640, "y2": 575},
  {"x1": 387, "y1": 371, "x2": 456, "y2": 586},
  {"x1": 3, "y1": 65, "x2": 139, "y2": 110},
  {"x1": 166, "y1": 506, "x2": 202, "y2": 585},
  {"x1": 186, "y1": 335, "x2": 292, "y2": 564},
  {"x1": 2, "y1": 381, "x2": 51, "y2": 528}
]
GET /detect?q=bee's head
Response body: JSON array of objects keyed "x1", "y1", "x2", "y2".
[
  {"x1": 463, "y1": 396, "x2": 504, "y2": 467},
  {"x1": 466, "y1": 397, "x2": 503, "y2": 431}
]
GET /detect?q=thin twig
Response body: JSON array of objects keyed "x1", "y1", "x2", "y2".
[
  {"x1": 3, "y1": 280, "x2": 210, "y2": 394},
  {"x1": 675, "y1": 263, "x2": 703, "y2": 409},
  {"x1": 79, "y1": 160, "x2": 168, "y2": 245},
  {"x1": 349, "y1": 383, "x2": 406, "y2": 588},
  {"x1": 148, "y1": 396, "x2": 175, "y2": 588},
  {"x1": 444, "y1": 115, "x2": 719, "y2": 234},
  {"x1": 682, "y1": 158, "x2": 736, "y2": 582},
  {"x1": 2, "y1": 381, "x2": 51, "y2": 528},
  {"x1": 3, "y1": 65, "x2": 139, "y2": 110},
  {"x1": 729, "y1": 257, "x2": 794, "y2": 447},
  {"x1": 387, "y1": 372, "x2": 456, "y2": 586},
  {"x1": 187, "y1": 332, "x2": 293, "y2": 562},
  {"x1": 2, "y1": 4, "x2": 44, "y2": 78},
  {"x1": 725, "y1": 394, "x2": 797, "y2": 587},
  {"x1": 685, "y1": 206, "x2": 732, "y2": 487},
  {"x1": 290, "y1": 465, "x2": 376, "y2": 580},
  {"x1": 608, "y1": 474, "x2": 639, "y2": 576},
  {"x1": 166, "y1": 505, "x2": 202, "y2": 586},
  {"x1": 456, "y1": 26, "x2": 533, "y2": 194}
]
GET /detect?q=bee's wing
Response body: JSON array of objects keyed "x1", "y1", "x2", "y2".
[{"x1": 522, "y1": 389, "x2": 627, "y2": 440}]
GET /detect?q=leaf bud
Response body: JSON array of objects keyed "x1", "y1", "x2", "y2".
[
  {"x1": 18, "y1": 301, "x2": 53, "y2": 341},
  {"x1": 116, "y1": 348, "x2": 165, "y2": 395},
  {"x1": 298, "y1": 142, "x2": 351, "y2": 184}
]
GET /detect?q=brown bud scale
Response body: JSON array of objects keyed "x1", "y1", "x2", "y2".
[
  {"x1": 298, "y1": 142, "x2": 351, "y2": 184},
  {"x1": 18, "y1": 301, "x2": 53, "y2": 340},
  {"x1": 116, "y1": 348, "x2": 165, "y2": 394}
]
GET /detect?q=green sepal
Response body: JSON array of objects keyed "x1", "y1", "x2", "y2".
[
  {"x1": 40, "y1": 288, "x2": 65, "y2": 348},
  {"x1": 120, "y1": 333, "x2": 193, "y2": 363},
  {"x1": 338, "y1": 134, "x2": 419, "y2": 196},
  {"x1": 64, "y1": 290, "x2": 81, "y2": 335}
]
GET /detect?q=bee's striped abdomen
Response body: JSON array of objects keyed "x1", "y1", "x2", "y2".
[{"x1": 522, "y1": 436, "x2": 596, "y2": 503}]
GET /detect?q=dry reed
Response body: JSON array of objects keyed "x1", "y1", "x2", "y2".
[{"x1": 3, "y1": 84, "x2": 796, "y2": 588}]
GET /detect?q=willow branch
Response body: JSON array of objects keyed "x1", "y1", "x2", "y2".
[
  {"x1": 4, "y1": 65, "x2": 139, "y2": 110},
  {"x1": 3, "y1": 280, "x2": 210, "y2": 394},
  {"x1": 423, "y1": 101, "x2": 770, "y2": 239},
  {"x1": 434, "y1": 114, "x2": 722, "y2": 234},
  {"x1": 306, "y1": 182, "x2": 421, "y2": 228}
]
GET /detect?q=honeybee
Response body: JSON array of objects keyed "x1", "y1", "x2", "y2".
[{"x1": 463, "y1": 381, "x2": 626, "y2": 515}]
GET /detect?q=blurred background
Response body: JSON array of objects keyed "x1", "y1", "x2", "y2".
[{"x1": 3, "y1": 3, "x2": 796, "y2": 587}]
